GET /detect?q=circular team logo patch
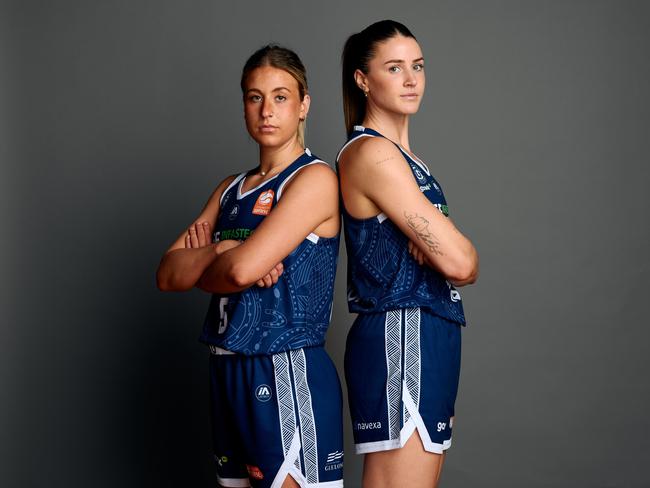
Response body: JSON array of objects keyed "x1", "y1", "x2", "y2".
[{"x1": 255, "y1": 384, "x2": 272, "y2": 402}]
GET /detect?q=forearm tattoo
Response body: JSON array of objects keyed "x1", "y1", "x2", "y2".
[{"x1": 404, "y1": 212, "x2": 444, "y2": 256}]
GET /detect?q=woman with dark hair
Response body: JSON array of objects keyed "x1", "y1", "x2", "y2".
[
  {"x1": 337, "y1": 20, "x2": 478, "y2": 487},
  {"x1": 157, "y1": 45, "x2": 343, "y2": 488}
]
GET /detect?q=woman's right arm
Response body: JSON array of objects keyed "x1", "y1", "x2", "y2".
[
  {"x1": 340, "y1": 137, "x2": 478, "y2": 285},
  {"x1": 156, "y1": 176, "x2": 236, "y2": 292}
]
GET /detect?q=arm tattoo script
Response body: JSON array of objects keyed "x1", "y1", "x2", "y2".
[{"x1": 404, "y1": 212, "x2": 444, "y2": 256}]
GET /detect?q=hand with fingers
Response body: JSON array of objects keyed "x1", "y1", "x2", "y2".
[
  {"x1": 255, "y1": 262, "x2": 284, "y2": 288},
  {"x1": 186, "y1": 222, "x2": 283, "y2": 289},
  {"x1": 408, "y1": 239, "x2": 427, "y2": 266},
  {"x1": 185, "y1": 221, "x2": 213, "y2": 249}
]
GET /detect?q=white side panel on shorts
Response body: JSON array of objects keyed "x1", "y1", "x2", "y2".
[
  {"x1": 403, "y1": 307, "x2": 421, "y2": 425},
  {"x1": 290, "y1": 349, "x2": 319, "y2": 485},
  {"x1": 273, "y1": 352, "x2": 298, "y2": 465},
  {"x1": 384, "y1": 309, "x2": 402, "y2": 441},
  {"x1": 270, "y1": 428, "x2": 302, "y2": 488},
  {"x1": 401, "y1": 382, "x2": 452, "y2": 454}
]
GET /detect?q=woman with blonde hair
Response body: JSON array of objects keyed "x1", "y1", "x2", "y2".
[{"x1": 157, "y1": 45, "x2": 343, "y2": 488}]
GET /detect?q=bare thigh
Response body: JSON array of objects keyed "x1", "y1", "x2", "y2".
[
  {"x1": 362, "y1": 431, "x2": 446, "y2": 488},
  {"x1": 281, "y1": 475, "x2": 301, "y2": 488}
]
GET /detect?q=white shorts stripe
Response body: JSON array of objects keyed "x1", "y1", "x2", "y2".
[
  {"x1": 290, "y1": 349, "x2": 319, "y2": 484},
  {"x1": 385, "y1": 309, "x2": 402, "y2": 441},
  {"x1": 403, "y1": 307, "x2": 421, "y2": 424},
  {"x1": 273, "y1": 353, "x2": 296, "y2": 459}
]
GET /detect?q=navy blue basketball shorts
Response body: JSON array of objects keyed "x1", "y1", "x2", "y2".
[
  {"x1": 209, "y1": 346, "x2": 344, "y2": 488},
  {"x1": 344, "y1": 307, "x2": 462, "y2": 455}
]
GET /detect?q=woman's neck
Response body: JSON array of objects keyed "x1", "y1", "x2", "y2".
[
  {"x1": 258, "y1": 138, "x2": 304, "y2": 175},
  {"x1": 363, "y1": 110, "x2": 411, "y2": 151}
]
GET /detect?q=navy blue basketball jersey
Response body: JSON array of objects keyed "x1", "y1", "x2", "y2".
[
  {"x1": 200, "y1": 150, "x2": 340, "y2": 355},
  {"x1": 336, "y1": 126, "x2": 465, "y2": 326}
]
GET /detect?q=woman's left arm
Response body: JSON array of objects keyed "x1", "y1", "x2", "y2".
[{"x1": 198, "y1": 164, "x2": 339, "y2": 294}]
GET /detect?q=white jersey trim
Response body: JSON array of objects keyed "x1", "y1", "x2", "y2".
[
  {"x1": 237, "y1": 172, "x2": 281, "y2": 200},
  {"x1": 276, "y1": 159, "x2": 328, "y2": 200},
  {"x1": 220, "y1": 172, "x2": 247, "y2": 205},
  {"x1": 276, "y1": 158, "x2": 329, "y2": 246},
  {"x1": 397, "y1": 145, "x2": 431, "y2": 176},
  {"x1": 335, "y1": 131, "x2": 374, "y2": 162}
]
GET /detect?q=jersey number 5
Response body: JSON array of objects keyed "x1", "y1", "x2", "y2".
[{"x1": 218, "y1": 297, "x2": 229, "y2": 334}]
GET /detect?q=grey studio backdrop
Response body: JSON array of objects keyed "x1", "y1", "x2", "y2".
[{"x1": 3, "y1": 1, "x2": 649, "y2": 487}]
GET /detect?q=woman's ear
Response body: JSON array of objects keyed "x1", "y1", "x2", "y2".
[
  {"x1": 354, "y1": 69, "x2": 369, "y2": 95},
  {"x1": 300, "y1": 93, "x2": 311, "y2": 121}
]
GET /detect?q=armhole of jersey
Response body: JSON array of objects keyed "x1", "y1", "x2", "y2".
[
  {"x1": 398, "y1": 146, "x2": 431, "y2": 177},
  {"x1": 276, "y1": 160, "x2": 332, "y2": 245},
  {"x1": 335, "y1": 132, "x2": 375, "y2": 163},
  {"x1": 276, "y1": 160, "x2": 329, "y2": 201},
  {"x1": 219, "y1": 172, "x2": 247, "y2": 205}
]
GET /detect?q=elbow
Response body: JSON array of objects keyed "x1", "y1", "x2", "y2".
[
  {"x1": 226, "y1": 262, "x2": 256, "y2": 289},
  {"x1": 445, "y1": 252, "x2": 479, "y2": 285},
  {"x1": 156, "y1": 268, "x2": 171, "y2": 291},
  {"x1": 156, "y1": 277, "x2": 169, "y2": 292},
  {"x1": 156, "y1": 269, "x2": 192, "y2": 292}
]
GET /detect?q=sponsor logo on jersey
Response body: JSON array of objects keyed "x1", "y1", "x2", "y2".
[
  {"x1": 255, "y1": 384, "x2": 272, "y2": 402},
  {"x1": 324, "y1": 451, "x2": 344, "y2": 471},
  {"x1": 413, "y1": 167, "x2": 427, "y2": 183},
  {"x1": 434, "y1": 203, "x2": 449, "y2": 217},
  {"x1": 252, "y1": 189, "x2": 274, "y2": 215},
  {"x1": 433, "y1": 181, "x2": 441, "y2": 193},
  {"x1": 447, "y1": 282, "x2": 462, "y2": 302},
  {"x1": 246, "y1": 465, "x2": 264, "y2": 480},
  {"x1": 437, "y1": 421, "x2": 447, "y2": 432},
  {"x1": 419, "y1": 183, "x2": 432, "y2": 192},
  {"x1": 355, "y1": 421, "x2": 382, "y2": 430},
  {"x1": 228, "y1": 204, "x2": 239, "y2": 221},
  {"x1": 219, "y1": 228, "x2": 253, "y2": 240}
]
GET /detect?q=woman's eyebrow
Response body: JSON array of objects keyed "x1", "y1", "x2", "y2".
[{"x1": 383, "y1": 57, "x2": 424, "y2": 65}]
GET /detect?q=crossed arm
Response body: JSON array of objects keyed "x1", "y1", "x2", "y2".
[
  {"x1": 338, "y1": 137, "x2": 478, "y2": 286},
  {"x1": 156, "y1": 164, "x2": 339, "y2": 293}
]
